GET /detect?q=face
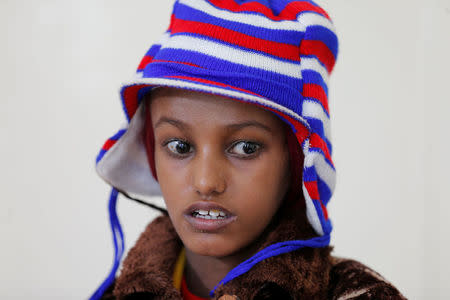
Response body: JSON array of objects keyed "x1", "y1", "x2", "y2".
[{"x1": 148, "y1": 87, "x2": 290, "y2": 258}]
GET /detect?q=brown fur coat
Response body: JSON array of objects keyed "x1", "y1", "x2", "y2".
[{"x1": 100, "y1": 201, "x2": 406, "y2": 299}]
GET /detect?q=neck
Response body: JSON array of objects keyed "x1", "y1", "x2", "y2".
[
  {"x1": 184, "y1": 239, "x2": 262, "y2": 298},
  {"x1": 182, "y1": 204, "x2": 286, "y2": 298}
]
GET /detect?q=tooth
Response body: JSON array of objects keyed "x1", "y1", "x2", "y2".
[
  {"x1": 197, "y1": 210, "x2": 208, "y2": 215},
  {"x1": 204, "y1": 215, "x2": 212, "y2": 219},
  {"x1": 209, "y1": 210, "x2": 220, "y2": 217},
  {"x1": 219, "y1": 212, "x2": 226, "y2": 217}
]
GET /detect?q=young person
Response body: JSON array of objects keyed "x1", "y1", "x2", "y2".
[{"x1": 91, "y1": 1, "x2": 406, "y2": 299}]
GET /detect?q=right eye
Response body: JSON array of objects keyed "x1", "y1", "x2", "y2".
[{"x1": 165, "y1": 139, "x2": 193, "y2": 155}]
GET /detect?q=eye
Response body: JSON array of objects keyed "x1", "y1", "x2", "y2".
[
  {"x1": 229, "y1": 141, "x2": 261, "y2": 156},
  {"x1": 166, "y1": 139, "x2": 192, "y2": 155}
]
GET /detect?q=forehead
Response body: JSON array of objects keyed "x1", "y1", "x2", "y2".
[{"x1": 147, "y1": 87, "x2": 286, "y2": 130}]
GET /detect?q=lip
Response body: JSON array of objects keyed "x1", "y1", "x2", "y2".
[{"x1": 183, "y1": 202, "x2": 237, "y2": 233}]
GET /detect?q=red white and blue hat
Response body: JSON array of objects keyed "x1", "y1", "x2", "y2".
[{"x1": 92, "y1": 0, "x2": 339, "y2": 298}]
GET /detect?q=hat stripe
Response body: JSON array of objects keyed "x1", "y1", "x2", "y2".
[
  {"x1": 180, "y1": 0, "x2": 334, "y2": 32},
  {"x1": 303, "y1": 100, "x2": 331, "y2": 141},
  {"x1": 304, "y1": 25, "x2": 339, "y2": 59},
  {"x1": 170, "y1": 17, "x2": 300, "y2": 61},
  {"x1": 175, "y1": 3, "x2": 304, "y2": 45},
  {"x1": 300, "y1": 40, "x2": 336, "y2": 73},
  {"x1": 207, "y1": 0, "x2": 330, "y2": 21},
  {"x1": 300, "y1": 56, "x2": 329, "y2": 86},
  {"x1": 137, "y1": 55, "x2": 153, "y2": 71},
  {"x1": 303, "y1": 83, "x2": 329, "y2": 114},
  {"x1": 165, "y1": 75, "x2": 263, "y2": 97},
  {"x1": 303, "y1": 183, "x2": 325, "y2": 235},
  {"x1": 160, "y1": 35, "x2": 302, "y2": 78},
  {"x1": 301, "y1": 70, "x2": 328, "y2": 96},
  {"x1": 310, "y1": 133, "x2": 332, "y2": 163},
  {"x1": 152, "y1": 48, "x2": 302, "y2": 90},
  {"x1": 96, "y1": 129, "x2": 127, "y2": 164},
  {"x1": 144, "y1": 59, "x2": 304, "y2": 114}
]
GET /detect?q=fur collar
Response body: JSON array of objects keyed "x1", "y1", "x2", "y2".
[{"x1": 112, "y1": 200, "x2": 333, "y2": 299}]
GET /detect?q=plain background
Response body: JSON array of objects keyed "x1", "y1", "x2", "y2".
[{"x1": 1, "y1": 0, "x2": 449, "y2": 299}]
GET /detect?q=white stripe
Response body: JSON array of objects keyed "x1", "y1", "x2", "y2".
[
  {"x1": 149, "y1": 32, "x2": 171, "y2": 48},
  {"x1": 304, "y1": 151, "x2": 336, "y2": 193},
  {"x1": 302, "y1": 183, "x2": 324, "y2": 236},
  {"x1": 180, "y1": 0, "x2": 336, "y2": 34},
  {"x1": 180, "y1": 0, "x2": 305, "y2": 31},
  {"x1": 123, "y1": 77, "x2": 310, "y2": 128},
  {"x1": 161, "y1": 35, "x2": 302, "y2": 79},
  {"x1": 297, "y1": 12, "x2": 337, "y2": 33},
  {"x1": 300, "y1": 56, "x2": 329, "y2": 85},
  {"x1": 158, "y1": 31, "x2": 171, "y2": 47},
  {"x1": 302, "y1": 99, "x2": 331, "y2": 141}
]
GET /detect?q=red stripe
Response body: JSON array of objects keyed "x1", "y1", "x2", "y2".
[
  {"x1": 151, "y1": 59, "x2": 204, "y2": 68},
  {"x1": 102, "y1": 139, "x2": 118, "y2": 151},
  {"x1": 303, "y1": 83, "x2": 328, "y2": 113},
  {"x1": 300, "y1": 40, "x2": 336, "y2": 73},
  {"x1": 320, "y1": 199, "x2": 328, "y2": 219},
  {"x1": 164, "y1": 75, "x2": 263, "y2": 97},
  {"x1": 171, "y1": 17, "x2": 300, "y2": 61},
  {"x1": 123, "y1": 85, "x2": 145, "y2": 119},
  {"x1": 304, "y1": 180, "x2": 319, "y2": 199},
  {"x1": 309, "y1": 132, "x2": 332, "y2": 165},
  {"x1": 208, "y1": 0, "x2": 330, "y2": 20},
  {"x1": 137, "y1": 55, "x2": 153, "y2": 71}
]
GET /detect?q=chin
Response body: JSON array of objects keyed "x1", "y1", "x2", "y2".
[{"x1": 184, "y1": 233, "x2": 241, "y2": 258}]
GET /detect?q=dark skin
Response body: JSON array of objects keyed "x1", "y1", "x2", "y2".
[{"x1": 148, "y1": 87, "x2": 291, "y2": 297}]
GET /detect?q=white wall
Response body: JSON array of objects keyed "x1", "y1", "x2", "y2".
[{"x1": 1, "y1": 1, "x2": 448, "y2": 299}]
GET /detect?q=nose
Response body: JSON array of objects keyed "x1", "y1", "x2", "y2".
[{"x1": 192, "y1": 149, "x2": 227, "y2": 199}]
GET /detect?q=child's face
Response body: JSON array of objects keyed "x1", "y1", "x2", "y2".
[{"x1": 149, "y1": 87, "x2": 290, "y2": 257}]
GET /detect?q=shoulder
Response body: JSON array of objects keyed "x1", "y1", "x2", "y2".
[{"x1": 328, "y1": 256, "x2": 407, "y2": 299}]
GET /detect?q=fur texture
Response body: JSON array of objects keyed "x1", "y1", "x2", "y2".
[{"x1": 100, "y1": 201, "x2": 406, "y2": 299}]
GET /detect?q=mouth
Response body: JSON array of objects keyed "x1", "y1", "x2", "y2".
[{"x1": 183, "y1": 202, "x2": 237, "y2": 232}]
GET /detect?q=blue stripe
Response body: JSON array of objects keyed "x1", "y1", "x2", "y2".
[
  {"x1": 146, "y1": 49, "x2": 305, "y2": 113},
  {"x1": 303, "y1": 165, "x2": 317, "y2": 183},
  {"x1": 317, "y1": 175, "x2": 332, "y2": 206},
  {"x1": 175, "y1": 3, "x2": 305, "y2": 45},
  {"x1": 154, "y1": 48, "x2": 302, "y2": 88},
  {"x1": 302, "y1": 70, "x2": 328, "y2": 97},
  {"x1": 206, "y1": 0, "x2": 326, "y2": 22},
  {"x1": 96, "y1": 149, "x2": 107, "y2": 164},
  {"x1": 145, "y1": 44, "x2": 162, "y2": 58},
  {"x1": 110, "y1": 129, "x2": 127, "y2": 141},
  {"x1": 304, "y1": 25, "x2": 338, "y2": 59},
  {"x1": 96, "y1": 129, "x2": 128, "y2": 164},
  {"x1": 305, "y1": 117, "x2": 331, "y2": 147}
]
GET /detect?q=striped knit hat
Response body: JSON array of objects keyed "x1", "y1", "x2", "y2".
[{"x1": 92, "y1": 0, "x2": 338, "y2": 298}]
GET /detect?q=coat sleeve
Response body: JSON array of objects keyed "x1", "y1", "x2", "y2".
[{"x1": 328, "y1": 257, "x2": 407, "y2": 299}]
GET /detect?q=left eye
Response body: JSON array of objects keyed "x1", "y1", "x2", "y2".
[{"x1": 229, "y1": 141, "x2": 261, "y2": 156}]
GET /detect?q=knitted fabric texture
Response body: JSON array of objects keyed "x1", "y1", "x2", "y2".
[{"x1": 93, "y1": 0, "x2": 339, "y2": 298}]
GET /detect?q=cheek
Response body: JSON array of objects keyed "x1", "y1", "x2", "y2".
[
  {"x1": 231, "y1": 149, "x2": 290, "y2": 219},
  {"x1": 154, "y1": 149, "x2": 189, "y2": 214}
]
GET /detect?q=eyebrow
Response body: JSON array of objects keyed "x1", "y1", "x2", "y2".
[{"x1": 154, "y1": 116, "x2": 273, "y2": 133}]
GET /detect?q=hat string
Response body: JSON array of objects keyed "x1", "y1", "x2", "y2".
[{"x1": 89, "y1": 188, "x2": 125, "y2": 300}]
